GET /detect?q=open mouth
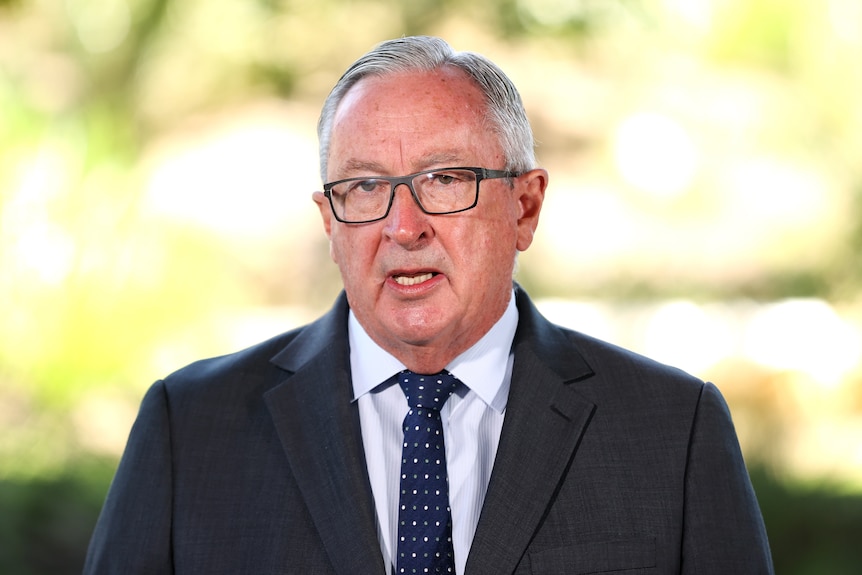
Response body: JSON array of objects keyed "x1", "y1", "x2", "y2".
[{"x1": 393, "y1": 272, "x2": 436, "y2": 286}]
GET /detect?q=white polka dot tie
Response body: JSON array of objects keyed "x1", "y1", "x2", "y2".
[{"x1": 396, "y1": 370, "x2": 459, "y2": 575}]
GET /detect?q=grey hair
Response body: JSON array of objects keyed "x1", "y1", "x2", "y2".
[{"x1": 317, "y1": 36, "x2": 537, "y2": 182}]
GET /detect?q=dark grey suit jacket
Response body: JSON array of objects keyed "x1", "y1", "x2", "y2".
[{"x1": 83, "y1": 287, "x2": 773, "y2": 574}]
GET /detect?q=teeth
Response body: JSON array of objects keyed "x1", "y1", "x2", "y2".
[{"x1": 394, "y1": 272, "x2": 434, "y2": 286}]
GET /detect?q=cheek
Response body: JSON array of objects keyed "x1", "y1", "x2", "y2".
[
  {"x1": 481, "y1": 205, "x2": 520, "y2": 254},
  {"x1": 328, "y1": 227, "x2": 348, "y2": 268},
  {"x1": 462, "y1": 221, "x2": 518, "y2": 274},
  {"x1": 330, "y1": 228, "x2": 373, "y2": 277}
]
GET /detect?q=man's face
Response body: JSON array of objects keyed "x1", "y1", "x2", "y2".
[{"x1": 313, "y1": 67, "x2": 546, "y2": 371}]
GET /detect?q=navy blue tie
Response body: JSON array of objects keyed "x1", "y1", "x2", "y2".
[{"x1": 396, "y1": 370, "x2": 459, "y2": 575}]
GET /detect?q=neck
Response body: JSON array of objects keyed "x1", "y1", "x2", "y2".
[{"x1": 379, "y1": 300, "x2": 512, "y2": 375}]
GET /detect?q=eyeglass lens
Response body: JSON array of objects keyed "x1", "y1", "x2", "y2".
[{"x1": 331, "y1": 168, "x2": 479, "y2": 222}]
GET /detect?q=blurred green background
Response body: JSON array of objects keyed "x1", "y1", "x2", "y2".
[{"x1": 2, "y1": 0, "x2": 862, "y2": 573}]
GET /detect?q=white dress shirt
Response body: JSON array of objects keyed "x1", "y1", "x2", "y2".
[{"x1": 350, "y1": 293, "x2": 518, "y2": 575}]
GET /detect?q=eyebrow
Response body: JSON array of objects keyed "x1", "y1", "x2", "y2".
[{"x1": 336, "y1": 159, "x2": 387, "y2": 177}]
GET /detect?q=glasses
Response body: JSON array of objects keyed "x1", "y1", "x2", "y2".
[{"x1": 322, "y1": 166, "x2": 520, "y2": 224}]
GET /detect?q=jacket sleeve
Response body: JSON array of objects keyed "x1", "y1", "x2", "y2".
[
  {"x1": 681, "y1": 381, "x2": 774, "y2": 573},
  {"x1": 82, "y1": 380, "x2": 174, "y2": 574}
]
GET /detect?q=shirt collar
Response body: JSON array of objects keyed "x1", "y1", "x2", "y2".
[{"x1": 349, "y1": 291, "x2": 518, "y2": 413}]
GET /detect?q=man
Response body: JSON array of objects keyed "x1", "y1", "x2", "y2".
[{"x1": 84, "y1": 36, "x2": 774, "y2": 574}]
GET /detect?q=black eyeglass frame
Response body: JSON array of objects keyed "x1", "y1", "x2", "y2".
[{"x1": 322, "y1": 166, "x2": 521, "y2": 224}]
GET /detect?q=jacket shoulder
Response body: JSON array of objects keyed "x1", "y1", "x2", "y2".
[
  {"x1": 567, "y1": 327, "x2": 703, "y2": 386},
  {"x1": 515, "y1": 286, "x2": 705, "y2": 397},
  {"x1": 157, "y1": 293, "x2": 350, "y2": 397}
]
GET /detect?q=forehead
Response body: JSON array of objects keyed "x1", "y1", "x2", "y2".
[{"x1": 327, "y1": 67, "x2": 501, "y2": 176}]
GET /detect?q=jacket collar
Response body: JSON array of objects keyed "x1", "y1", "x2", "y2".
[
  {"x1": 265, "y1": 286, "x2": 598, "y2": 575},
  {"x1": 265, "y1": 292, "x2": 387, "y2": 575},
  {"x1": 464, "y1": 286, "x2": 597, "y2": 575}
]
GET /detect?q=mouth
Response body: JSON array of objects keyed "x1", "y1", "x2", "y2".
[{"x1": 392, "y1": 272, "x2": 437, "y2": 286}]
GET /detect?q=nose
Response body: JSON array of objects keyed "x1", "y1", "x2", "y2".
[{"x1": 382, "y1": 182, "x2": 433, "y2": 247}]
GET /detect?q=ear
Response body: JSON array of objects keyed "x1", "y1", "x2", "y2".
[
  {"x1": 312, "y1": 191, "x2": 333, "y2": 238},
  {"x1": 515, "y1": 168, "x2": 548, "y2": 251},
  {"x1": 312, "y1": 191, "x2": 337, "y2": 263}
]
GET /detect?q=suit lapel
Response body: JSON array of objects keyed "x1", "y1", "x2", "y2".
[
  {"x1": 264, "y1": 294, "x2": 386, "y2": 575},
  {"x1": 261, "y1": 289, "x2": 596, "y2": 575},
  {"x1": 465, "y1": 288, "x2": 597, "y2": 575}
]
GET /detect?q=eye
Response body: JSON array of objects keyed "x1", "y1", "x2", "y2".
[
  {"x1": 348, "y1": 179, "x2": 384, "y2": 193},
  {"x1": 430, "y1": 173, "x2": 460, "y2": 186}
]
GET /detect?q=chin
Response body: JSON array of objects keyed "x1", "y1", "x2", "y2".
[{"x1": 388, "y1": 312, "x2": 452, "y2": 342}]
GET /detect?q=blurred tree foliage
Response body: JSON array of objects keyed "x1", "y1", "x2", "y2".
[
  {"x1": 0, "y1": 458, "x2": 116, "y2": 575},
  {"x1": 752, "y1": 467, "x2": 862, "y2": 575},
  {"x1": 2, "y1": 0, "x2": 862, "y2": 573}
]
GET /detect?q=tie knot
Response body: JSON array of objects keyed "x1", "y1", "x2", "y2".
[{"x1": 398, "y1": 370, "x2": 459, "y2": 411}]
